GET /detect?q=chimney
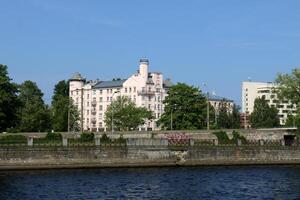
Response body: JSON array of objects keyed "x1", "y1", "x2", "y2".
[{"x1": 139, "y1": 59, "x2": 149, "y2": 80}]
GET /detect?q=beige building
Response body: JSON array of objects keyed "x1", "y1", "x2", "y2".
[
  {"x1": 69, "y1": 59, "x2": 172, "y2": 132},
  {"x1": 242, "y1": 81, "x2": 297, "y2": 126}
]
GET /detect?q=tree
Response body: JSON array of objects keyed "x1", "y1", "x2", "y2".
[
  {"x1": 250, "y1": 97, "x2": 279, "y2": 128},
  {"x1": 275, "y1": 69, "x2": 300, "y2": 128},
  {"x1": 157, "y1": 83, "x2": 213, "y2": 130},
  {"x1": 275, "y1": 68, "x2": 300, "y2": 104},
  {"x1": 216, "y1": 101, "x2": 240, "y2": 129},
  {"x1": 105, "y1": 96, "x2": 153, "y2": 131},
  {"x1": 51, "y1": 80, "x2": 69, "y2": 131},
  {"x1": 0, "y1": 65, "x2": 21, "y2": 132},
  {"x1": 17, "y1": 80, "x2": 51, "y2": 132}
]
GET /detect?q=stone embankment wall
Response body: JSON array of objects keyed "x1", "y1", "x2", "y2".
[{"x1": 1, "y1": 138, "x2": 300, "y2": 170}]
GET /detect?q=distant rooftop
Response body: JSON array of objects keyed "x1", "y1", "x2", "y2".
[
  {"x1": 93, "y1": 79, "x2": 127, "y2": 89},
  {"x1": 163, "y1": 78, "x2": 173, "y2": 88},
  {"x1": 205, "y1": 93, "x2": 233, "y2": 102}
]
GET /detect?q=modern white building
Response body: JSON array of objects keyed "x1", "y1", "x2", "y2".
[
  {"x1": 242, "y1": 81, "x2": 297, "y2": 126},
  {"x1": 69, "y1": 59, "x2": 172, "y2": 132}
]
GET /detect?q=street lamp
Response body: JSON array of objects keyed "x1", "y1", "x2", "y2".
[
  {"x1": 203, "y1": 83, "x2": 210, "y2": 131},
  {"x1": 111, "y1": 91, "x2": 120, "y2": 134}
]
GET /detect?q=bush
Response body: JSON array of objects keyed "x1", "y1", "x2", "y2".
[
  {"x1": 101, "y1": 133, "x2": 111, "y2": 143},
  {"x1": 232, "y1": 131, "x2": 247, "y2": 144},
  {"x1": 45, "y1": 132, "x2": 62, "y2": 141},
  {"x1": 80, "y1": 132, "x2": 94, "y2": 142},
  {"x1": 212, "y1": 131, "x2": 231, "y2": 144},
  {"x1": 0, "y1": 134, "x2": 27, "y2": 144}
]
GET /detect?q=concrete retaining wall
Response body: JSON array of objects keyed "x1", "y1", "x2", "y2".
[{"x1": 1, "y1": 144, "x2": 300, "y2": 170}]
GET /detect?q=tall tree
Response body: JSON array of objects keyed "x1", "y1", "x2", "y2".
[
  {"x1": 250, "y1": 97, "x2": 279, "y2": 128},
  {"x1": 0, "y1": 65, "x2": 21, "y2": 132},
  {"x1": 216, "y1": 101, "x2": 240, "y2": 129},
  {"x1": 157, "y1": 83, "x2": 213, "y2": 130},
  {"x1": 105, "y1": 96, "x2": 153, "y2": 131},
  {"x1": 17, "y1": 81, "x2": 51, "y2": 132},
  {"x1": 51, "y1": 80, "x2": 69, "y2": 131}
]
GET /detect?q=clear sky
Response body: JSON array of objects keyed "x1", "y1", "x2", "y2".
[{"x1": 0, "y1": 0, "x2": 299, "y2": 105}]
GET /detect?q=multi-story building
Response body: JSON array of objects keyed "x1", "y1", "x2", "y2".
[
  {"x1": 242, "y1": 81, "x2": 297, "y2": 126},
  {"x1": 69, "y1": 59, "x2": 172, "y2": 132},
  {"x1": 207, "y1": 94, "x2": 234, "y2": 114}
]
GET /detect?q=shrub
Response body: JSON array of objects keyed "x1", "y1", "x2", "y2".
[
  {"x1": 45, "y1": 132, "x2": 62, "y2": 141},
  {"x1": 212, "y1": 131, "x2": 231, "y2": 144},
  {"x1": 80, "y1": 132, "x2": 94, "y2": 142},
  {"x1": 100, "y1": 133, "x2": 111, "y2": 143},
  {"x1": 232, "y1": 131, "x2": 247, "y2": 144},
  {"x1": 0, "y1": 134, "x2": 27, "y2": 144}
]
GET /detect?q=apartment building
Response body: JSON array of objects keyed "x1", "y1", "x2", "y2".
[
  {"x1": 242, "y1": 81, "x2": 297, "y2": 126},
  {"x1": 69, "y1": 59, "x2": 172, "y2": 132}
]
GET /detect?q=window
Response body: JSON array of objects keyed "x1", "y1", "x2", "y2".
[
  {"x1": 76, "y1": 91, "x2": 78, "y2": 95},
  {"x1": 71, "y1": 91, "x2": 73, "y2": 95},
  {"x1": 99, "y1": 105, "x2": 103, "y2": 111},
  {"x1": 125, "y1": 88, "x2": 128, "y2": 93},
  {"x1": 87, "y1": 110, "x2": 89, "y2": 115},
  {"x1": 129, "y1": 87, "x2": 132, "y2": 93},
  {"x1": 148, "y1": 104, "x2": 151, "y2": 109},
  {"x1": 158, "y1": 105, "x2": 160, "y2": 110},
  {"x1": 107, "y1": 97, "x2": 109, "y2": 102},
  {"x1": 134, "y1": 87, "x2": 136, "y2": 92},
  {"x1": 99, "y1": 97, "x2": 103, "y2": 102},
  {"x1": 87, "y1": 102, "x2": 89, "y2": 106},
  {"x1": 99, "y1": 122, "x2": 103, "y2": 128},
  {"x1": 87, "y1": 94, "x2": 90, "y2": 99},
  {"x1": 100, "y1": 90, "x2": 103, "y2": 94},
  {"x1": 93, "y1": 90, "x2": 96, "y2": 95}
]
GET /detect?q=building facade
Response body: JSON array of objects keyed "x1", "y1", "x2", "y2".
[
  {"x1": 69, "y1": 59, "x2": 172, "y2": 132},
  {"x1": 242, "y1": 81, "x2": 297, "y2": 126}
]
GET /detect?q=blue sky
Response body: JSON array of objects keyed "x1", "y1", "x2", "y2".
[{"x1": 0, "y1": 0, "x2": 298, "y2": 105}]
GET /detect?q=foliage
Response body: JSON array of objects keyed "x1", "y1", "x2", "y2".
[
  {"x1": 80, "y1": 132, "x2": 94, "y2": 142},
  {"x1": 157, "y1": 83, "x2": 214, "y2": 130},
  {"x1": 275, "y1": 69, "x2": 300, "y2": 128},
  {"x1": 275, "y1": 68, "x2": 300, "y2": 104},
  {"x1": 100, "y1": 133, "x2": 111, "y2": 143},
  {"x1": 51, "y1": 80, "x2": 69, "y2": 132},
  {"x1": 232, "y1": 131, "x2": 246, "y2": 143},
  {"x1": 105, "y1": 96, "x2": 153, "y2": 131},
  {"x1": 0, "y1": 65, "x2": 21, "y2": 132},
  {"x1": 45, "y1": 132, "x2": 62, "y2": 141},
  {"x1": 217, "y1": 103, "x2": 241, "y2": 129},
  {"x1": 212, "y1": 131, "x2": 231, "y2": 144},
  {"x1": 250, "y1": 97, "x2": 280, "y2": 128},
  {"x1": 17, "y1": 80, "x2": 52, "y2": 132},
  {"x1": 0, "y1": 134, "x2": 27, "y2": 144}
]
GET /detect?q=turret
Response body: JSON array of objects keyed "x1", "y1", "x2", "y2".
[
  {"x1": 69, "y1": 72, "x2": 85, "y2": 93},
  {"x1": 139, "y1": 59, "x2": 149, "y2": 81}
]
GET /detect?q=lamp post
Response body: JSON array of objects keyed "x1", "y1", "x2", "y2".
[
  {"x1": 170, "y1": 104, "x2": 177, "y2": 131},
  {"x1": 203, "y1": 83, "x2": 210, "y2": 131},
  {"x1": 111, "y1": 91, "x2": 120, "y2": 134}
]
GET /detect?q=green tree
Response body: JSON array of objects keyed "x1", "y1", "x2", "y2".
[
  {"x1": 250, "y1": 97, "x2": 279, "y2": 128},
  {"x1": 275, "y1": 68, "x2": 300, "y2": 128},
  {"x1": 157, "y1": 83, "x2": 213, "y2": 130},
  {"x1": 216, "y1": 101, "x2": 240, "y2": 129},
  {"x1": 0, "y1": 65, "x2": 21, "y2": 132},
  {"x1": 17, "y1": 80, "x2": 51, "y2": 132},
  {"x1": 51, "y1": 80, "x2": 69, "y2": 131},
  {"x1": 105, "y1": 96, "x2": 153, "y2": 131}
]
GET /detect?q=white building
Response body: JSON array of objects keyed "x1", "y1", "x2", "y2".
[
  {"x1": 242, "y1": 81, "x2": 297, "y2": 126},
  {"x1": 69, "y1": 59, "x2": 172, "y2": 132}
]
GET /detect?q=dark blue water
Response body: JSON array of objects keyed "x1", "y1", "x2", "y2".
[{"x1": 1, "y1": 166, "x2": 300, "y2": 200}]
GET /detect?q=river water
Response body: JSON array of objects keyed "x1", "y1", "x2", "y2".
[{"x1": 0, "y1": 166, "x2": 300, "y2": 200}]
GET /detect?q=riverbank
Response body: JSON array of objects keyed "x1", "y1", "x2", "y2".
[{"x1": 1, "y1": 145, "x2": 300, "y2": 170}]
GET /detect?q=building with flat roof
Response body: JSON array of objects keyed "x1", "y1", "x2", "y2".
[
  {"x1": 242, "y1": 81, "x2": 297, "y2": 127},
  {"x1": 69, "y1": 59, "x2": 172, "y2": 132}
]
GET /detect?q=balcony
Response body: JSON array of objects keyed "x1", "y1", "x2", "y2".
[
  {"x1": 138, "y1": 90, "x2": 155, "y2": 96},
  {"x1": 91, "y1": 118, "x2": 97, "y2": 124},
  {"x1": 91, "y1": 110, "x2": 97, "y2": 115},
  {"x1": 91, "y1": 100, "x2": 97, "y2": 107}
]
